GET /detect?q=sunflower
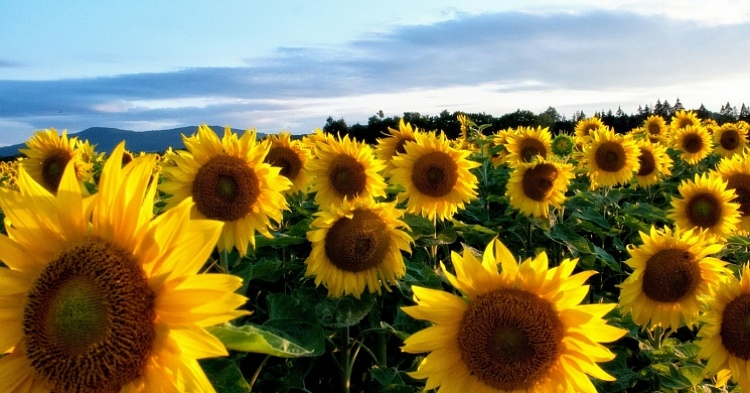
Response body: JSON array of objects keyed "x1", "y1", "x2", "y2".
[
  {"x1": 307, "y1": 133, "x2": 387, "y2": 208},
  {"x1": 0, "y1": 159, "x2": 20, "y2": 191},
  {"x1": 619, "y1": 225, "x2": 729, "y2": 330},
  {"x1": 488, "y1": 128, "x2": 516, "y2": 167},
  {"x1": 159, "y1": 124, "x2": 291, "y2": 255},
  {"x1": 697, "y1": 264, "x2": 750, "y2": 391},
  {"x1": 632, "y1": 139, "x2": 673, "y2": 189},
  {"x1": 671, "y1": 125, "x2": 713, "y2": 164},
  {"x1": 505, "y1": 158, "x2": 574, "y2": 218},
  {"x1": 574, "y1": 116, "x2": 606, "y2": 145},
  {"x1": 643, "y1": 115, "x2": 669, "y2": 143},
  {"x1": 503, "y1": 126, "x2": 552, "y2": 165},
  {"x1": 667, "y1": 173, "x2": 741, "y2": 241},
  {"x1": 0, "y1": 143, "x2": 248, "y2": 392},
  {"x1": 19, "y1": 128, "x2": 93, "y2": 194},
  {"x1": 402, "y1": 237, "x2": 625, "y2": 392},
  {"x1": 714, "y1": 153, "x2": 750, "y2": 234},
  {"x1": 304, "y1": 198, "x2": 412, "y2": 298},
  {"x1": 390, "y1": 131, "x2": 480, "y2": 221},
  {"x1": 375, "y1": 119, "x2": 419, "y2": 176},
  {"x1": 550, "y1": 133, "x2": 575, "y2": 157},
  {"x1": 670, "y1": 110, "x2": 701, "y2": 134},
  {"x1": 713, "y1": 122, "x2": 747, "y2": 157},
  {"x1": 262, "y1": 131, "x2": 313, "y2": 195},
  {"x1": 582, "y1": 127, "x2": 640, "y2": 188}
]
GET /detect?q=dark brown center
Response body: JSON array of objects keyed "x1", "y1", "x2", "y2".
[
  {"x1": 720, "y1": 293, "x2": 750, "y2": 360},
  {"x1": 324, "y1": 209, "x2": 390, "y2": 272},
  {"x1": 642, "y1": 248, "x2": 700, "y2": 303},
  {"x1": 411, "y1": 151, "x2": 459, "y2": 197},
  {"x1": 594, "y1": 141, "x2": 626, "y2": 172},
  {"x1": 521, "y1": 163, "x2": 559, "y2": 202},
  {"x1": 192, "y1": 155, "x2": 260, "y2": 221}
]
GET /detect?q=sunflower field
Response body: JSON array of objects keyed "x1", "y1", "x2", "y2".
[{"x1": 1, "y1": 110, "x2": 750, "y2": 392}]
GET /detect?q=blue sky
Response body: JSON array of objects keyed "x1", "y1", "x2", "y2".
[{"x1": 1, "y1": 1, "x2": 749, "y2": 147}]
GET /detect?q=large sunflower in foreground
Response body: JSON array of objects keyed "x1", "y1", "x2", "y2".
[
  {"x1": 633, "y1": 139, "x2": 673, "y2": 189},
  {"x1": 697, "y1": 265, "x2": 750, "y2": 391},
  {"x1": 619, "y1": 225, "x2": 729, "y2": 330},
  {"x1": 714, "y1": 153, "x2": 750, "y2": 234},
  {"x1": 159, "y1": 124, "x2": 291, "y2": 255},
  {"x1": 667, "y1": 173, "x2": 741, "y2": 241},
  {"x1": 304, "y1": 198, "x2": 413, "y2": 298},
  {"x1": 0, "y1": 143, "x2": 248, "y2": 392},
  {"x1": 505, "y1": 158, "x2": 574, "y2": 218},
  {"x1": 390, "y1": 131, "x2": 480, "y2": 221},
  {"x1": 672, "y1": 125, "x2": 713, "y2": 164},
  {"x1": 262, "y1": 131, "x2": 313, "y2": 195},
  {"x1": 19, "y1": 128, "x2": 93, "y2": 194},
  {"x1": 713, "y1": 122, "x2": 747, "y2": 157},
  {"x1": 375, "y1": 119, "x2": 419, "y2": 176},
  {"x1": 582, "y1": 127, "x2": 640, "y2": 188},
  {"x1": 503, "y1": 126, "x2": 552, "y2": 165},
  {"x1": 402, "y1": 238, "x2": 625, "y2": 392},
  {"x1": 307, "y1": 133, "x2": 387, "y2": 208}
]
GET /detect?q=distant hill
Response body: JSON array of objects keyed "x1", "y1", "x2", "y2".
[{"x1": 0, "y1": 126, "x2": 264, "y2": 159}]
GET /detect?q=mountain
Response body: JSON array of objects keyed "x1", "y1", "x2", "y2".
[{"x1": 0, "y1": 126, "x2": 261, "y2": 159}]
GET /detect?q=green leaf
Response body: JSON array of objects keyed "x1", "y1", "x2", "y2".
[
  {"x1": 315, "y1": 293, "x2": 377, "y2": 328},
  {"x1": 208, "y1": 323, "x2": 316, "y2": 358},
  {"x1": 234, "y1": 257, "x2": 283, "y2": 283},
  {"x1": 253, "y1": 232, "x2": 306, "y2": 248},
  {"x1": 262, "y1": 293, "x2": 326, "y2": 356},
  {"x1": 402, "y1": 213, "x2": 435, "y2": 236},
  {"x1": 200, "y1": 358, "x2": 251, "y2": 393},
  {"x1": 546, "y1": 223, "x2": 592, "y2": 254},
  {"x1": 594, "y1": 245, "x2": 621, "y2": 273},
  {"x1": 571, "y1": 209, "x2": 611, "y2": 230}
]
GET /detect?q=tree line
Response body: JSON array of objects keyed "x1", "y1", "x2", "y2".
[{"x1": 323, "y1": 99, "x2": 750, "y2": 144}]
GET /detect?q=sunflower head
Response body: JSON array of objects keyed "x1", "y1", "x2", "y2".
[
  {"x1": 263, "y1": 131, "x2": 313, "y2": 195},
  {"x1": 159, "y1": 124, "x2": 291, "y2": 254},
  {"x1": 304, "y1": 198, "x2": 412, "y2": 298},
  {"x1": 714, "y1": 122, "x2": 748, "y2": 157},
  {"x1": 402, "y1": 237, "x2": 625, "y2": 392},
  {"x1": 633, "y1": 139, "x2": 673, "y2": 189},
  {"x1": 667, "y1": 172, "x2": 741, "y2": 241},
  {"x1": 574, "y1": 117, "x2": 606, "y2": 143},
  {"x1": 583, "y1": 127, "x2": 640, "y2": 189},
  {"x1": 375, "y1": 119, "x2": 419, "y2": 175},
  {"x1": 19, "y1": 128, "x2": 93, "y2": 194},
  {"x1": 671, "y1": 124, "x2": 713, "y2": 165},
  {"x1": 503, "y1": 126, "x2": 552, "y2": 165},
  {"x1": 619, "y1": 225, "x2": 730, "y2": 330},
  {"x1": 714, "y1": 153, "x2": 750, "y2": 233},
  {"x1": 550, "y1": 133, "x2": 575, "y2": 157},
  {"x1": 0, "y1": 142, "x2": 249, "y2": 392},
  {"x1": 506, "y1": 158, "x2": 574, "y2": 218},
  {"x1": 643, "y1": 115, "x2": 669, "y2": 143},
  {"x1": 670, "y1": 110, "x2": 701, "y2": 133}
]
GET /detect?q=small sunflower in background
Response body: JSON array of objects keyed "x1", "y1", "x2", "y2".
[
  {"x1": 643, "y1": 114, "x2": 669, "y2": 143},
  {"x1": 714, "y1": 153, "x2": 750, "y2": 234},
  {"x1": 582, "y1": 127, "x2": 640, "y2": 188},
  {"x1": 390, "y1": 131, "x2": 479, "y2": 221},
  {"x1": 671, "y1": 124, "x2": 713, "y2": 165},
  {"x1": 503, "y1": 126, "x2": 552, "y2": 165},
  {"x1": 713, "y1": 122, "x2": 747, "y2": 157},
  {"x1": 697, "y1": 264, "x2": 750, "y2": 391},
  {"x1": 0, "y1": 160, "x2": 20, "y2": 190},
  {"x1": 619, "y1": 225, "x2": 729, "y2": 331},
  {"x1": 307, "y1": 133, "x2": 387, "y2": 208},
  {"x1": 159, "y1": 124, "x2": 291, "y2": 255},
  {"x1": 573, "y1": 116, "x2": 606, "y2": 145},
  {"x1": 263, "y1": 131, "x2": 313, "y2": 195},
  {"x1": 0, "y1": 144, "x2": 248, "y2": 392},
  {"x1": 632, "y1": 139, "x2": 673, "y2": 189},
  {"x1": 375, "y1": 119, "x2": 419, "y2": 176},
  {"x1": 505, "y1": 158, "x2": 574, "y2": 218},
  {"x1": 304, "y1": 198, "x2": 412, "y2": 298},
  {"x1": 488, "y1": 128, "x2": 516, "y2": 167},
  {"x1": 19, "y1": 128, "x2": 93, "y2": 194},
  {"x1": 670, "y1": 109, "x2": 701, "y2": 134},
  {"x1": 667, "y1": 172, "x2": 740, "y2": 241},
  {"x1": 402, "y1": 237, "x2": 625, "y2": 392}
]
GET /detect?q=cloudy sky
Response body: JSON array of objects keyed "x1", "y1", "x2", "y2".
[{"x1": 1, "y1": 1, "x2": 749, "y2": 147}]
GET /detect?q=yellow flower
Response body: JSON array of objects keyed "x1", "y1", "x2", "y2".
[
  {"x1": 671, "y1": 125, "x2": 713, "y2": 164},
  {"x1": 375, "y1": 119, "x2": 419, "y2": 176},
  {"x1": 670, "y1": 109, "x2": 701, "y2": 133},
  {"x1": 159, "y1": 124, "x2": 291, "y2": 255},
  {"x1": 643, "y1": 115, "x2": 669, "y2": 143},
  {"x1": 619, "y1": 225, "x2": 729, "y2": 330},
  {"x1": 697, "y1": 265, "x2": 750, "y2": 391},
  {"x1": 304, "y1": 198, "x2": 412, "y2": 298},
  {"x1": 633, "y1": 139, "x2": 673, "y2": 189},
  {"x1": 488, "y1": 128, "x2": 516, "y2": 167},
  {"x1": 668, "y1": 173, "x2": 741, "y2": 241},
  {"x1": 263, "y1": 131, "x2": 313, "y2": 195},
  {"x1": 582, "y1": 127, "x2": 640, "y2": 188},
  {"x1": 402, "y1": 238, "x2": 625, "y2": 392},
  {"x1": 19, "y1": 128, "x2": 93, "y2": 193},
  {"x1": 390, "y1": 131, "x2": 480, "y2": 221},
  {"x1": 505, "y1": 158, "x2": 574, "y2": 218},
  {"x1": 574, "y1": 116, "x2": 606, "y2": 144},
  {"x1": 307, "y1": 133, "x2": 387, "y2": 208},
  {"x1": 714, "y1": 152, "x2": 750, "y2": 234},
  {"x1": 0, "y1": 143, "x2": 248, "y2": 392},
  {"x1": 713, "y1": 122, "x2": 747, "y2": 157},
  {"x1": 503, "y1": 126, "x2": 552, "y2": 165}
]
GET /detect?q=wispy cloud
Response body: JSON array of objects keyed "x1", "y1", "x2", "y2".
[{"x1": 1, "y1": 9, "x2": 749, "y2": 146}]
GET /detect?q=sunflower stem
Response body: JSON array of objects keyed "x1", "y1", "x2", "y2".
[
  {"x1": 248, "y1": 354, "x2": 271, "y2": 392},
  {"x1": 342, "y1": 326, "x2": 352, "y2": 393},
  {"x1": 220, "y1": 249, "x2": 230, "y2": 273}
]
